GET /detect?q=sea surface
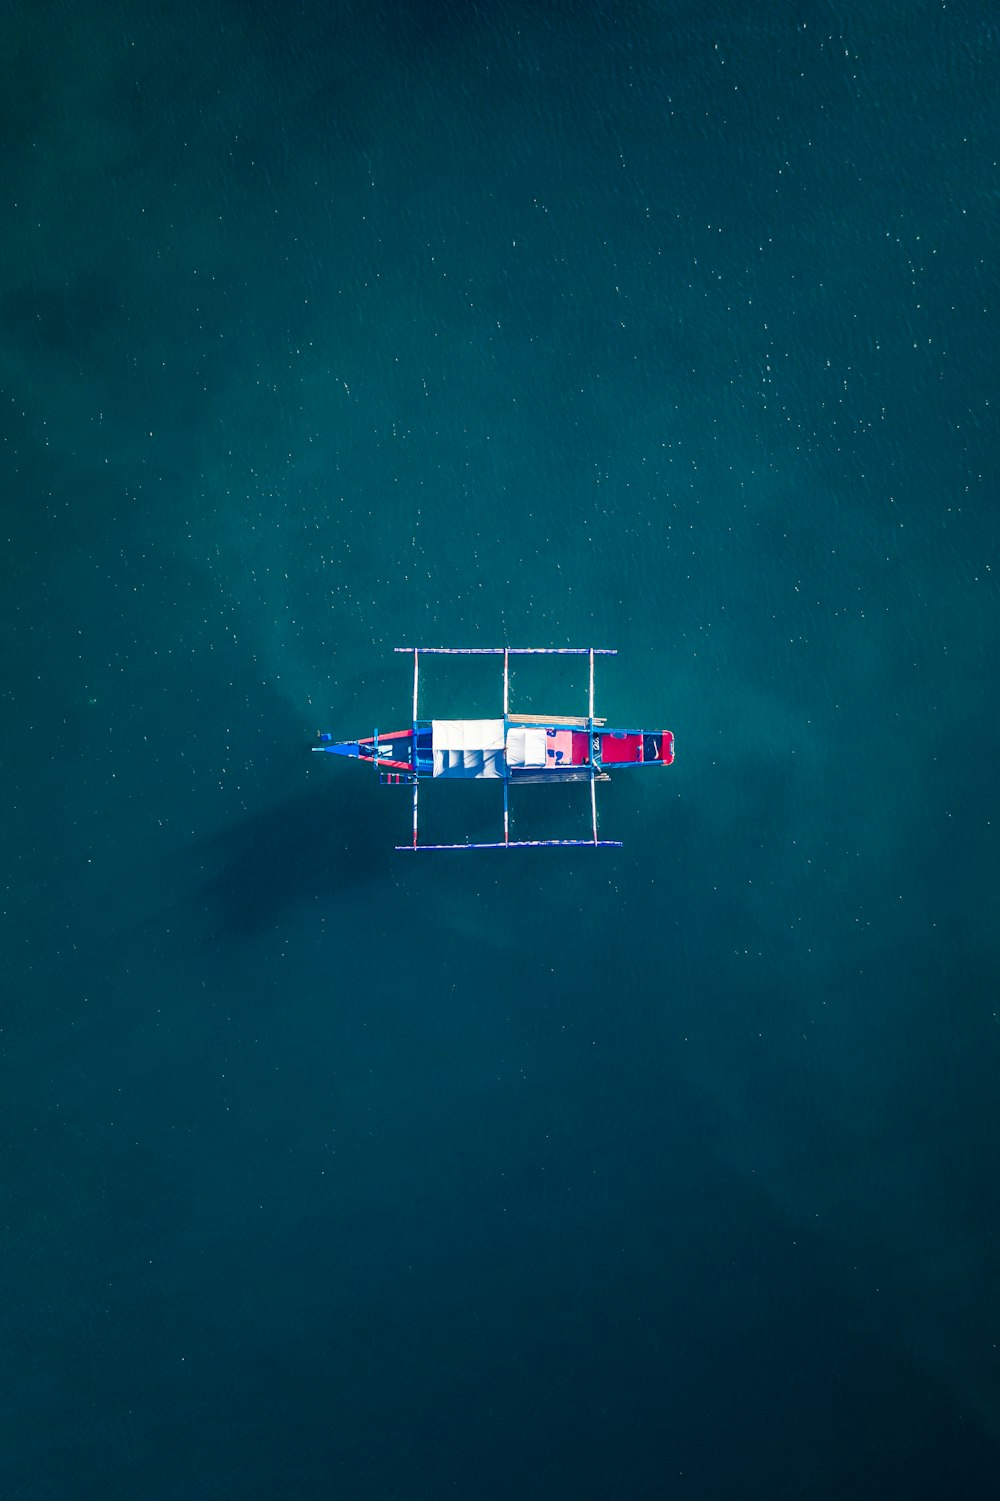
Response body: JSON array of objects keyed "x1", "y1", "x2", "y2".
[{"x1": 2, "y1": 1, "x2": 998, "y2": 1496}]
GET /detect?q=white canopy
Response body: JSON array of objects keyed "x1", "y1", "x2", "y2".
[
  {"x1": 431, "y1": 719, "x2": 505, "y2": 779},
  {"x1": 505, "y1": 727, "x2": 547, "y2": 768}
]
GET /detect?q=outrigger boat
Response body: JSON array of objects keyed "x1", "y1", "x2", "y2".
[{"x1": 313, "y1": 647, "x2": 675, "y2": 850}]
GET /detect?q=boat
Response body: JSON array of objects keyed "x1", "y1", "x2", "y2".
[{"x1": 313, "y1": 647, "x2": 675, "y2": 850}]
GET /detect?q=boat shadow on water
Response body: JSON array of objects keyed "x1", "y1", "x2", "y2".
[{"x1": 188, "y1": 777, "x2": 397, "y2": 941}]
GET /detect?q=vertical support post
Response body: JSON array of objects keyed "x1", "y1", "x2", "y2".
[
  {"x1": 503, "y1": 647, "x2": 510, "y2": 845},
  {"x1": 411, "y1": 648, "x2": 420, "y2": 848},
  {"x1": 588, "y1": 648, "x2": 598, "y2": 844}
]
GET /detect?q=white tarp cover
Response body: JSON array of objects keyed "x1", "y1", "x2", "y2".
[
  {"x1": 431, "y1": 719, "x2": 505, "y2": 779},
  {"x1": 505, "y1": 727, "x2": 547, "y2": 768}
]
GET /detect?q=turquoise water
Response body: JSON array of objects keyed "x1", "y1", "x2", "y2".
[{"x1": 3, "y1": 1, "x2": 998, "y2": 1495}]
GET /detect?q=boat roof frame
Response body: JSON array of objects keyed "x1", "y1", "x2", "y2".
[{"x1": 392, "y1": 647, "x2": 622, "y2": 851}]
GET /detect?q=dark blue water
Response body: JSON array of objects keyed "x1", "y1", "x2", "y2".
[{"x1": 3, "y1": 2, "x2": 998, "y2": 1495}]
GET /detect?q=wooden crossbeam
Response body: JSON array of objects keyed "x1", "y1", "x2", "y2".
[{"x1": 506, "y1": 714, "x2": 607, "y2": 727}]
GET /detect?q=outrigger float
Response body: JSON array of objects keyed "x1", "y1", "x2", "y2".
[{"x1": 313, "y1": 647, "x2": 674, "y2": 851}]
